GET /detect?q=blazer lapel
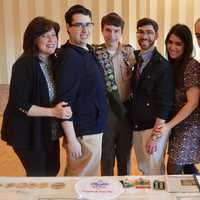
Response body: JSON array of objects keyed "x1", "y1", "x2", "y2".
[{"x1": 137, "y1": 48, "x2": 160, "y2": 82}]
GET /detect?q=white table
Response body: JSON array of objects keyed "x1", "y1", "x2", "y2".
[{"x1": 0, "y1": 175, "x2": 199, "y2": 200}]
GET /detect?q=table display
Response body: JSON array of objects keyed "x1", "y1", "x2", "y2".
[
  {"x1": 0, "y1": 175, "x2": 199, "y2": 200},
  {"x1": 166, "y1": 175, "x2": 199, "y2": 193},
  {"x1": 175, "y1": 196, "x2": 200, "y2": 200}
]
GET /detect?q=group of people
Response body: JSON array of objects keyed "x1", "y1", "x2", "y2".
[{"x1": 1, "y1": 4, "x2": 200, "y2": 177}]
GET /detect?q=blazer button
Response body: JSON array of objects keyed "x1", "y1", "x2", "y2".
[
  {"x1": 135, "y1": 124, "x2": 138, "y2": 128},
  {"x1": 147, "y1": 75, "x2": 151, "y2": 79},
  {"x1": 146, "y1": 102, "x2": 150, "y2": 106}
]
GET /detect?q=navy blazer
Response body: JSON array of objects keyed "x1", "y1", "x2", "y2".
[
  {"x1": 55, "y1": 43, "x2": 108, "y2": 136},
  {"x1": 1, "y1": 54, "x2": 57, "y2": 149},
  {"x1": 130, "y1": 48, "x2": 174, "y2": 131}
]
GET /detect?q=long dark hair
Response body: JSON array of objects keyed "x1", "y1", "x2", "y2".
[
  {"x1": 165, "y1": 24, "x2": 193, "y2": 88},
  {"x1": 23, "y1": 16, "x2": 60, "y2": 56}
]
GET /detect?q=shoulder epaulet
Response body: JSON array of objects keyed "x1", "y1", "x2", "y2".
[
  {"x1": 122, "y1": 44, "x2": 135, "y2": 52},
  {"x1": 92, "y1": 44, "x2": 105, "y2": 51},
  {"x1": 91, "y1": 44, "x2": 99, "y2": 49},
  {"x1": 122, "y1": 44, "x2": 133, "y2": 48}
]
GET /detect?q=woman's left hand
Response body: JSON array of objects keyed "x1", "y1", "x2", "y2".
[
  {"x1": 53, "y1": 101, "x2": 72, "y2": 119},
  {"x1": 155, "y1": 123, "x2": 171, "y2": 135}
]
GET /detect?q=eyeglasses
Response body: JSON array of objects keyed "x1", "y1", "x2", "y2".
[
  {"x1": 70, "y1": 22, "x2": 94, "y2": 30},
  {"x1": 136, "y1": 30, "x2": 155, "y2": 36},
  {"x1": 195, "y1": 33, "x2": 200, "y2": 40}
]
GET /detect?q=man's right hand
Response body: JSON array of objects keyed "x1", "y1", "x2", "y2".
[
  {"x1": 65, "y1": 138, "x2": 82, "y2": 160},
  {"x1": 146, "y1": 137, "x2": 157, "y2": 154}
]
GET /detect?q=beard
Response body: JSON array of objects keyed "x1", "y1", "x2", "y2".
[{"x1": 138, "y1": 39, "x2": 155, "y2": 51}]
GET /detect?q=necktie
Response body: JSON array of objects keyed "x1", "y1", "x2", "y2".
[{"x1": 136, "y1": 55, "x2": 143, "y2": 80}]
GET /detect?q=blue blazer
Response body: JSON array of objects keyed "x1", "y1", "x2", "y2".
[{"x1": 130, "y1": 48, "x2": 174, "y2": 131}]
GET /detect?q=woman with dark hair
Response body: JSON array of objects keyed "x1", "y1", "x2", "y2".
[
  {"x1": 155, "y1": 24, "x2": 200, "y2": 174},
  {"x1": 1, "y1": 17, "x2": 72, "y2": 176}
]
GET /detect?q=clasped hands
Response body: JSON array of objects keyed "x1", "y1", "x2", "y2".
[{"x1": 146, "y1": 123, "x2": 170, "y2": 154}]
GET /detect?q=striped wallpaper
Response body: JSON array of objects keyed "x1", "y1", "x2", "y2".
[{"x1": 0, "y1": 0, "x2": 199, "y2": 83}]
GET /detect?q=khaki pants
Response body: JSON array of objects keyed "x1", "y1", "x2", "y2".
[
  {"x1": 65, "y1": 133, "x2": 103, "y2": 176},
  {"x1": 133, "y1": 129, "x2": 169, "y2": 175}
]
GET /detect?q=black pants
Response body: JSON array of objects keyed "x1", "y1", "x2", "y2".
[
  {"x1": 101, "y1": 110, "x2": 132, "y2": 176},
  {"x1": 14, "y1": 140, "x2": 60, "y2": 177},
  {"x1": 167, "y1": 162, "x2": 199, "y2": 174}
]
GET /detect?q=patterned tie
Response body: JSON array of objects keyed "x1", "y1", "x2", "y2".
[{"x1": 136, "y1": 55, "x2": 143, "y2": 80}]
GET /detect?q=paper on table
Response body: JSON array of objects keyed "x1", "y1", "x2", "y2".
[
  {"x1": 194, "y1": 175, "x2": 200, "y2": 191},
  {"x1": 176, "y1": 195, "x2": 200, "y2": 200},
  {"x1": 34, "y1": 198, "x2": 77, "y2": 200},
  {"x1": 0, "y1": 192, "x2": 32, "y2": 200},
  {"x1": 32, "y1": 194, "x2": 81, "y2": 200},
  {"x1": 114, "y1": 193, "x2": 170, "y2": 200},
  {"x1": 166, "y1": 175, "x2": 199, "y2": 193}
]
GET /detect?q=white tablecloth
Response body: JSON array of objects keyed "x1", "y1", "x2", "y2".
[{"x1": 0, "y1": 175, "x2": 199, "y2": 200}]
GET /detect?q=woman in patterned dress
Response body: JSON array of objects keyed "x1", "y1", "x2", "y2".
[
  {"x1": 155, "y1": 24, "x2": 200, "y2": 174},
  {"x1": 1, "y1": 17, "x2": 72, "y2": 176}
]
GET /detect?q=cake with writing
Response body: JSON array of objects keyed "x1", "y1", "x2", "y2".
[{"x1": 75, "y1": 179, "x2": 124, "y2": 200}]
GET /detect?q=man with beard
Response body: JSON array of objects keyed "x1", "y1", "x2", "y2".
[{"x1": 129, "y1": 18, "x2": 173, "y2": 175}]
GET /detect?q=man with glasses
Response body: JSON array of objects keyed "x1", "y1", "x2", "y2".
[
  {"x1": 129, "y1": 18, "x2": 173, "y2": 175},
  {"x1": 195, "y1": 18, "x2": 200, "y2": 48},
  {"x1": 94, "y1": 13, "x2": 135, "y2": 176},
  {"x1": 55, "y1": 4, "x2": 108, "y2": 176}
]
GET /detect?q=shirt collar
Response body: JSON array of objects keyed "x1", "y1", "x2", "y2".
[
  {"x1": 101, "y1": 42, "x2": 122, "y2": 56},
  {"x1": 140, "y1": 46, "x2": 155, "y2": 63}
]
